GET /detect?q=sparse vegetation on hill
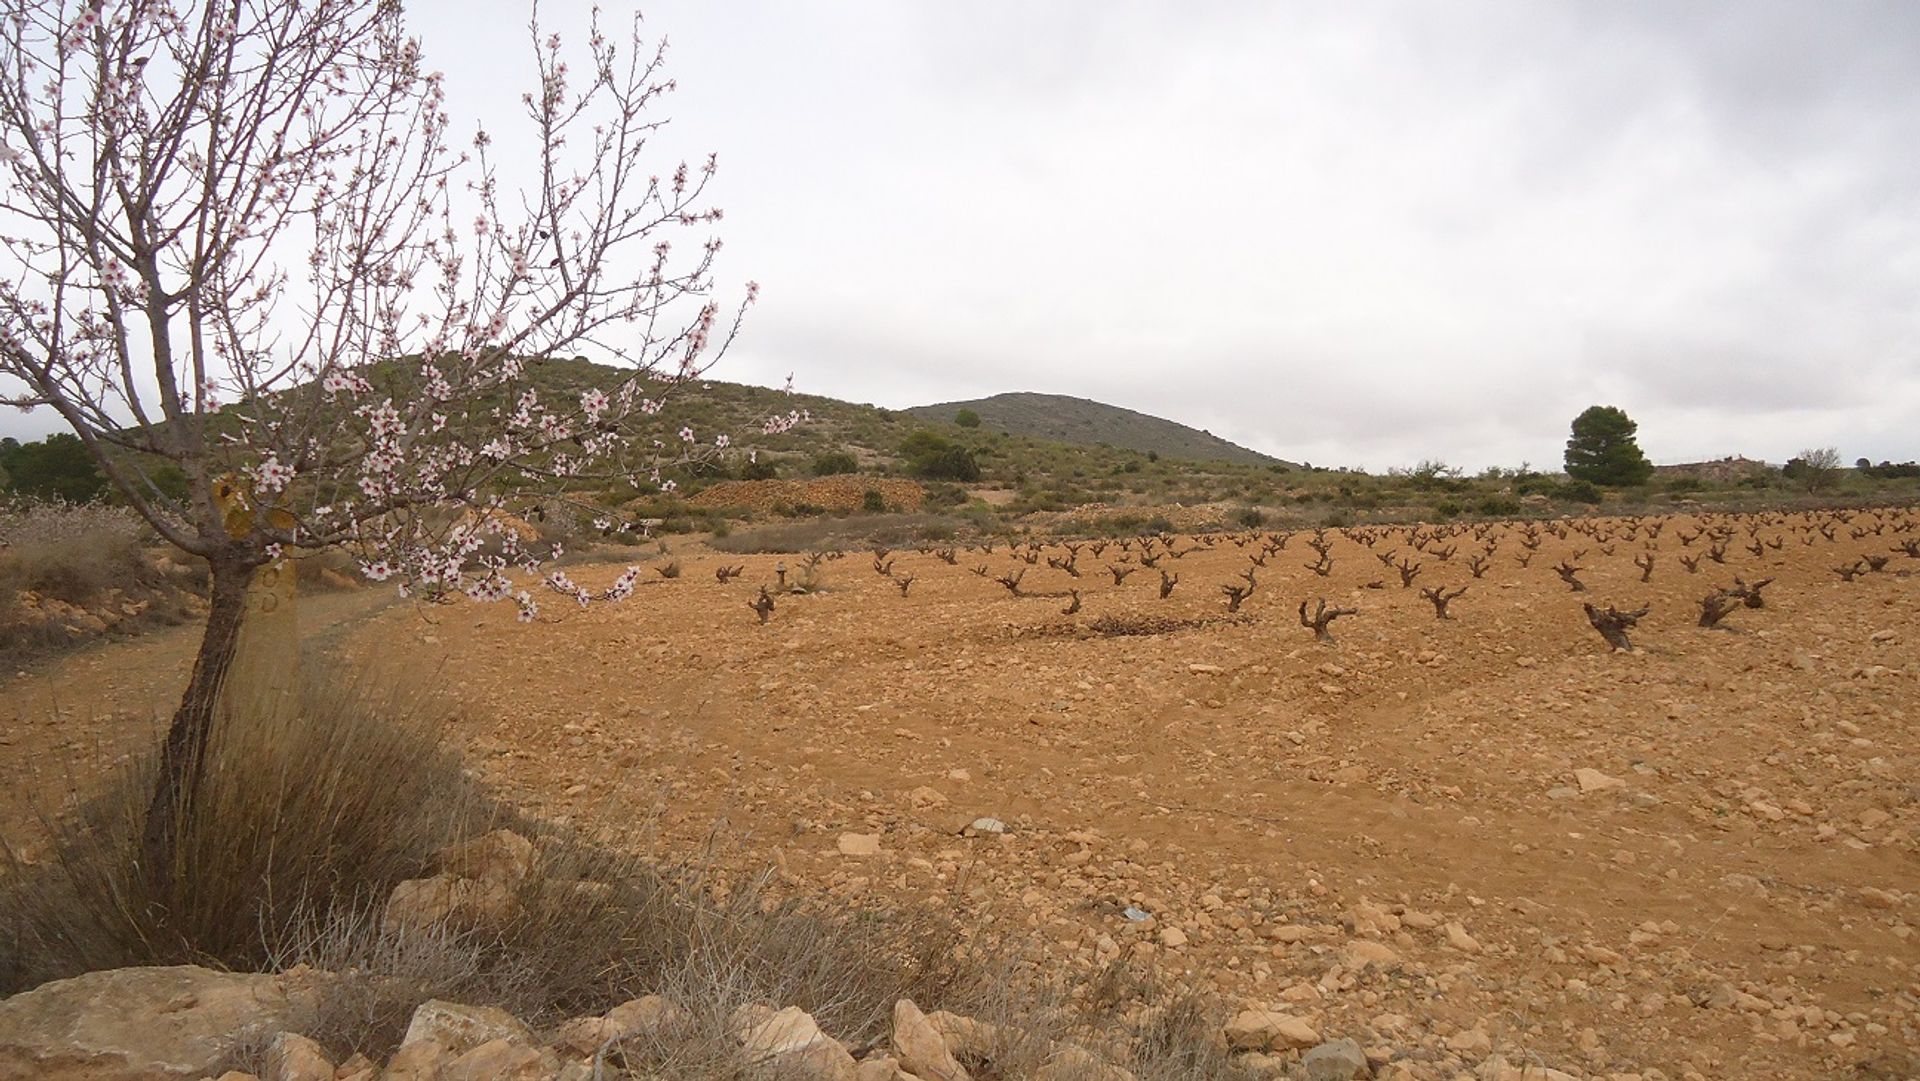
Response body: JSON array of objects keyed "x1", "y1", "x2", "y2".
[
  {"x1": 566, "y1": 371, "x2": 1920, "y2": 534},
  {"x1": 906, "y1": 391, "x2": 1284, "y2": 467}
]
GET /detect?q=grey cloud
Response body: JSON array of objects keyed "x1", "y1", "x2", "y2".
[{"x1": 6, "y1": 1, "x2": 1915, "y2": 470}]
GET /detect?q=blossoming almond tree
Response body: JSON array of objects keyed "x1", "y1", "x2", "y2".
[{"x1": 0, "y1": 0, "x2": 780, "y2": 880}]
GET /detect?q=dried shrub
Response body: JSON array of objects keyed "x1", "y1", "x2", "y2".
[
  {"x1": 3, "y1": 670, "x2": 1257, "y2": 1077},
  {"x1": 0, "y1": 499, "x2": 152, "y2": 606},
  {"x1": 0, "y1": 674, "x2": 478, "y2": 992}
]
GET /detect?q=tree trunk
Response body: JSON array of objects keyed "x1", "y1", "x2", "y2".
[{"x1": 140, "y1": 556, "x2": 256, "y2": 892}]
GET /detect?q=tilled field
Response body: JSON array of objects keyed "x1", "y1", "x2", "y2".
[
  {"x1": 328, "y1": 508, "x2": 1920, "y2": 1080},
  {"x1": 5, "y1": 507, "x2": 1916, "y2": 1079}
]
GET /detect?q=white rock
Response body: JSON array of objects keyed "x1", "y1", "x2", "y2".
[
  {"x1": 1223, "y1": 1010, "x2": 1320, "y2": 1051},
  {"x1": 1573, "y1": 768, "x2": 1625, "y2": 793},
  {"x1": 837, "y1": 832, "x2": 882, "y2": 857},
  {"x1": 0, "y1": 965, "x2": 325, "y2": 1081},
  {"x1": 892, "y1": 999, "x2": 971, "y2": 1081}
]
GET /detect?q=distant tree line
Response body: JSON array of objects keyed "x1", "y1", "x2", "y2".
[
  {"x1": 1856, "y1": 458, "x2": 1920, "y2": 479},
  {"x1": 0, "y1": 433, "x2": 188, "y2": 503}
]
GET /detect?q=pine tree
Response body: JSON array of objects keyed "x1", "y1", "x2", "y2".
[{"x1": 1564, "y1": 406, "x2": 1653, "y2": 486}]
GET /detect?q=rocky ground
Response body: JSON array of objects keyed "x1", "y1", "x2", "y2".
[
  {"x1": 3, "y1": 508, "x2": 1916, "y2": 1079},
  {"x1": 0, "y1": 958, "x2": 1160, "y2": 1080}
]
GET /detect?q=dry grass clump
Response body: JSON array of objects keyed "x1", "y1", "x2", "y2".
[
  {"x1": 297, "y1": 858, "x2": 993, "y2": 1061},
  {"x1": 0, "y1": 668, "x2": 1250, "y2": 1076},
  {"x1": 0, "y1": 499, "x2": 155, "y2": 606},
  {"x1": 1017, "y1": 613, "x2": 1245, "y2": 641},
  {"x1": 0, "y1": 498, "x2": 203, "y2": 665},
  {"x1": 0, "y1": 674, "x2": 477, "y2": 991}
]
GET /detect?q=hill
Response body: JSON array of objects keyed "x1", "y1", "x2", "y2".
[
  {"x1": 491, "y1": 361, "x2": 1294, "y2": 514},
  {"x1": 905, "y1": 392, "x2": 1286, "y2": 467}
]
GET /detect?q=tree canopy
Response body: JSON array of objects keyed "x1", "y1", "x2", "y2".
[
  {"x1": 1564, "y1": 406, "x2": 1653, "y2": 487},
  {"x1": 0, "y1": 433, "x2": 108, "y2": 502},
  {"x1": 0, "y1": 0, "x2": 759, "y2": 882},
  {"x1": 900, "y1": 430, "x2": 981, "y2": 482}
]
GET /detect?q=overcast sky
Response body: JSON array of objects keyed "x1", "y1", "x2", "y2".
[{"x1": 9, "y1": 2, "x2": 1917, "y2": 470}]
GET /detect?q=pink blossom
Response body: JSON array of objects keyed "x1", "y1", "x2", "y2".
[{"x1": 253, "y1": 454, "x2": 294, "y2": 494}]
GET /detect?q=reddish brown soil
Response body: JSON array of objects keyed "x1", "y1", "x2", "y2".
[{"x1": 5, "y1": 510, "x2": 1916, "y2": 1079}]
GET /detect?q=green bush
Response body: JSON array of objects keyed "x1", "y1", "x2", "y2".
[
  {"x1": 861, "y1": 489, "x2": 887, "y2": 513},
  {"x1": 1560, "y1": 480, "x2": 1603, "y2": 504},
  {"x1": 0, "y1": 433, "x2": 108, "y2": 503},
  {"x1": 953, "y1": 408, "x2": 981, "y2": 428},
  {"x1": 899, "y1": 430, "x2": 981, "y2": 481},
  {"x1": 1232, "y1": 507, "x2": 1265, "y2": 528},
  {"x1": 810, "y1": 451, "x2": 859, "y2": 476},
  {"x1": 1476, "y1": 496, "x2": 1522, "y2": 517},
  {"x1": 738, "y1": 457, "x2": 779, "y2": 481}
]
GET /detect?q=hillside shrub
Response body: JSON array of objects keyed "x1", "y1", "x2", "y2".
[
  {"x1": 1560, "y1": 480, "x2": 1603, "y2": 504},
  {"x1": 0, "y1": 433, "x2": 109, "y2": 503},
  {"x1": 810, "y1": 451, "x2": 859, "y2": 476},
  {"x1": 922, "y1": 483, "x2": 969, "y2": 508},
  {"x1": 1477, "y1": 495, "x2": 1522, "y2": 517},
  {"x1": 900, "y1": 431, "x2": 982, "y2": 482},
  {"x1": 1860, "y1": 460, "x2": 1920, "y2": 479}
]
